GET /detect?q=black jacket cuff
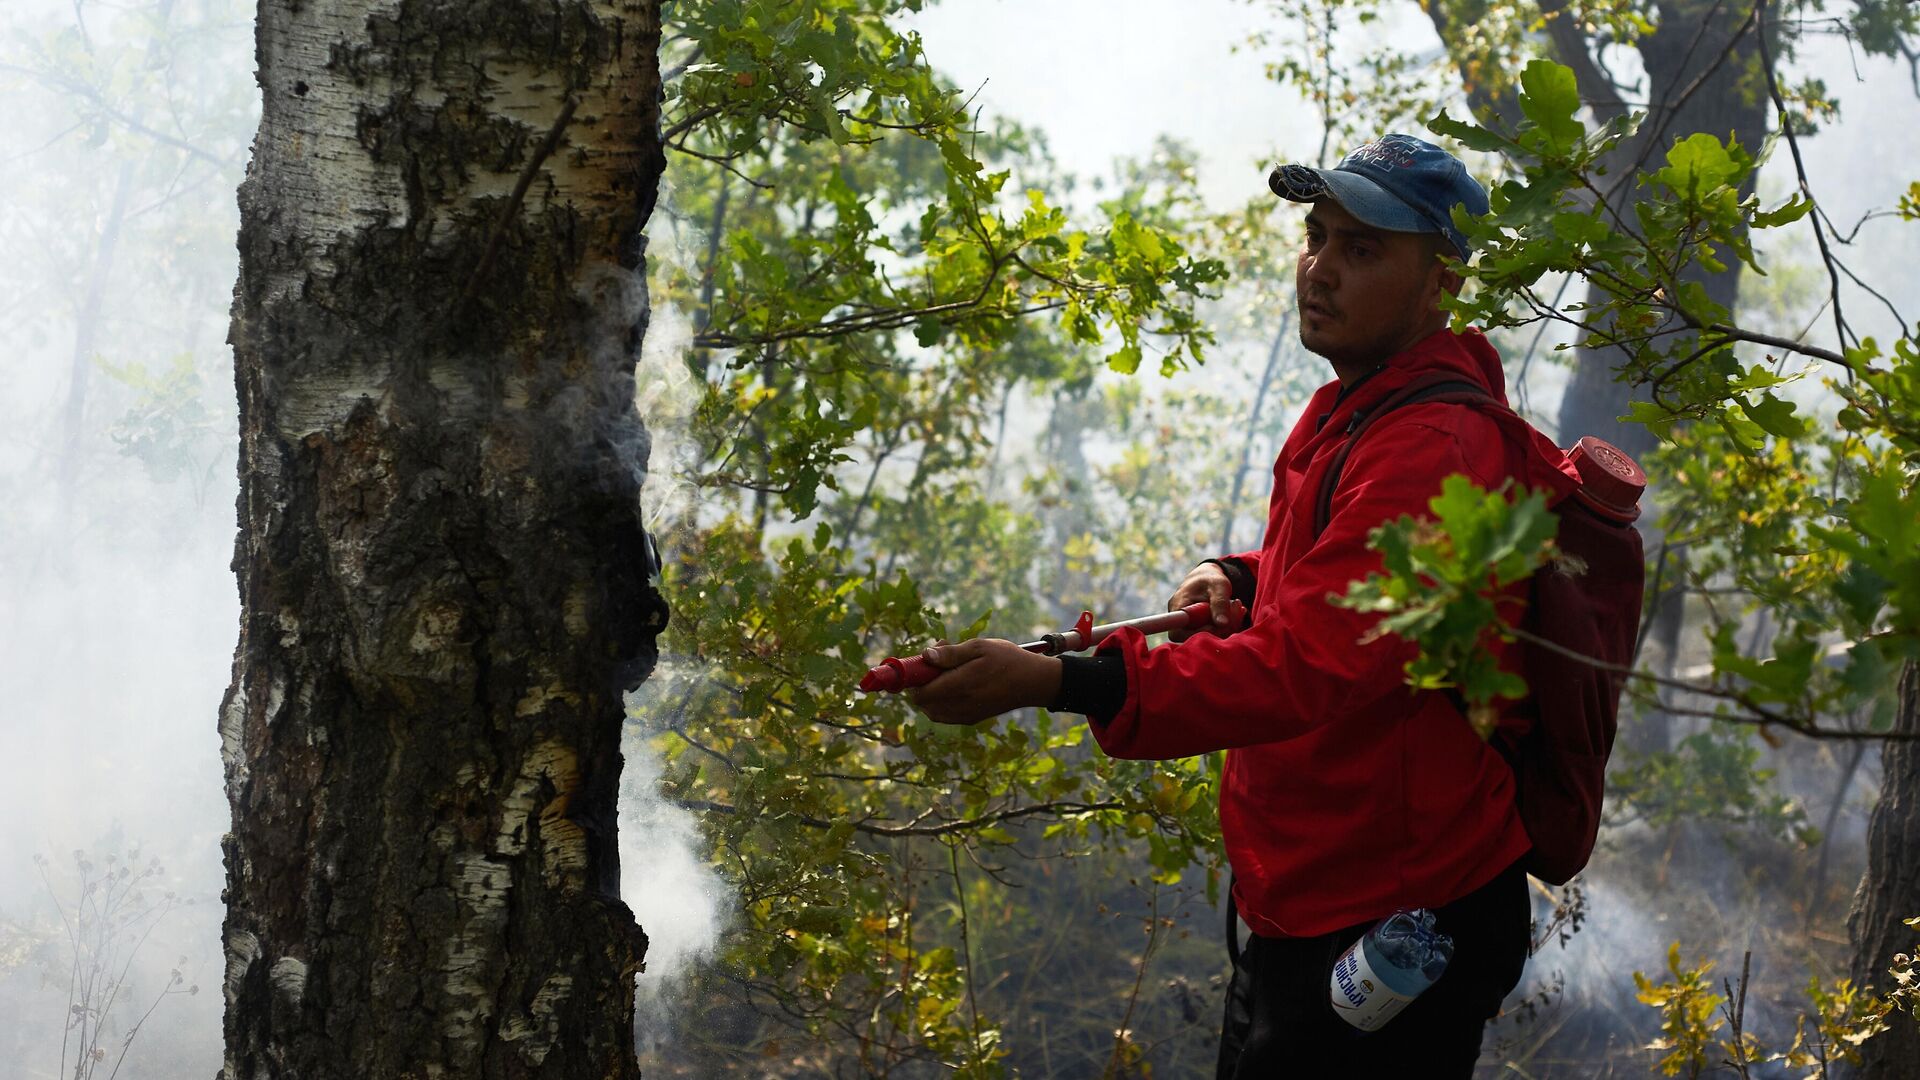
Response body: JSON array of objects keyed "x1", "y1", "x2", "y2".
[
  {"x1": 1202, "y1": 557, "x2": 1257, "y2": 611},
  {"x1": 1050, "y1": 653, "x2": 1127, "y2": 723}
]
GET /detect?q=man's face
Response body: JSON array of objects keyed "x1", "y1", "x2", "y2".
[{"x1": 1295, "y1": 199, "x2": 1453, "y2": 371}]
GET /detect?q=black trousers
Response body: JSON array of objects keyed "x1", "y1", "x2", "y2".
[{"x1": 1216, "y1": 863, "x2": 1530, "y2": 1078}]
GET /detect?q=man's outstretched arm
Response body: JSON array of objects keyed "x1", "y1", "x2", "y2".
[{"x1": 1087, "y1": 417, "x2": 1503, "y2": 760}]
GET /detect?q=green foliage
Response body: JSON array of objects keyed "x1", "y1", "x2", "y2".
[
  {"x1": 644, "y1": 13, "x2": 1920, "y2": 1073},
  {"x1": 1334, "y1": 475, "x2": 1559, "y2": 729},
  {"x1": 1634, "y1": 943, "x2": 1725, "y2": 1078},
  {"x1": 1641, "y1": 400, "x2": 1914, "y2": 735},
  {"x1": 1607, "y1": 729, "x2": 1814, "y2": 843},
  {"x1": 1436, "y1": 100, "x2": 1804, "y2": 441},
  {"x1": 1846, "y1": 0, "x2": 1920, "y2": 57},
  {"x1": 1429, "y1": 64, "x2": 1821, "y2": 439},
  {"x1": 662, "y1": 1, "x2": 1225, "y2": 518},
  {"x1": 1776, "y1": 76, "x2": 1840, "y2": 137},
  {"x1": 0, "y1": 0, "x2": 249, "y2": 517},
  {"x1": 640, "y1": 1, "x2": 1251, "y2": 1066},
  {"x1": 97, "y1": 353, "x2": 223, "y2": 494},
  {"x1": 1250, "y1": 0, "x2": 1452, "y2": 166},
  {"x1": 652, "y1": 513, "x2": 1226, "y2": 1068},
  {"x1": 1772, "y1": 973, "x2": 1890, "y2": 1074},
  {"x1": 1395, "y1": 56, "x2": 1920, "y2": 1071},
  {"x1": 1633, "y1": 934, "x2": 1917, "y2": 1078}
]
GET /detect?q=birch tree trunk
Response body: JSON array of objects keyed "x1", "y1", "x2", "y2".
[{"x1": 220, "y1": 2, "x2": 667, "y2": 1076}]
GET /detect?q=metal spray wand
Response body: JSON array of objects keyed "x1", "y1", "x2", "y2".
[{"x1": 857, "y1": 600, "x2": 1246, "y2": 693}]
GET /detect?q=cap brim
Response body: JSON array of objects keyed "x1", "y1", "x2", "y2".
[
  {"x1": 1321, "y1": 171, "x2": 1437, "y2": 235},
  {"x1": 1270, "y1": 166, "x2": 1437, "y2": 237}
]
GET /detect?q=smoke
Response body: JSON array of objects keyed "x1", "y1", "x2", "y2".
[
  {"x1": 620, "y1": 163, "x2": 732, "y2": 1058},
  {"x1": 0, "y1": 3, "x2": 244, "y2": 1073},
  {"x1": 0, "y1": 491, "x2": 234, "y2": 1075},
  {"x1": 630, "y1": 150, "x2": 726, "y2": 554},
  {"x1": 633, "y1": 266, "x2": 707, "y2": 536},
  {"x1": 621, "y1": 667, "x2": 729, "y2": 1056}
]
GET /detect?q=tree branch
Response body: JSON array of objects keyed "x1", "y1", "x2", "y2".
[
  {"x1": 1705, "y1": 323, "x2": 1847, "y2": 367},
  {"x1": 678, "y1": 798, "x2": 1131, "y2": 837},
  {"x1": 666, "y1": 139, "x2": 774, "y2": 189},
  {"x1": 1620, "y1": 0, "x2": 1758, "y2": 190},
  {"x1": 0, "y1": 62, "x2": 232, "y2": 168},
  {"x1": 660, "y1": 103, "x2": 724, "y2": 144},
  {"x1": 1507, "y1": 626, "x2": 1920, "y2": 742},
  {"x1": 1754, "y1": 0, "x2": 1855, "y2": 351},
  {"x1": 452, "y1": 97, "x2": 577, "y2": 313}
]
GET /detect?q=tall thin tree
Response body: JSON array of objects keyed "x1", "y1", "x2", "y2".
[{"x1": 1848, "y1": 666, "x2": 1920, "y2": 1078}]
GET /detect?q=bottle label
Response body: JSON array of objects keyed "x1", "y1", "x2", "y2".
[{"x1": 1329, "y1": 939, "x2": 1417, "y2": 1032}]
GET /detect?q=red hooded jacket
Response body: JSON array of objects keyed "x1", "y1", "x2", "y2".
[{"x1": 1089, "y1": 327, "x2": 1579, "y2": 938}]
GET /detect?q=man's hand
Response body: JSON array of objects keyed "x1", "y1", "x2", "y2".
[
  {"x1": 908, "y1": 638, "x2": 1062, "y2": 726},
  {"x1": 1168, "y1": 562, "x2": 1238, "y2": 642}
]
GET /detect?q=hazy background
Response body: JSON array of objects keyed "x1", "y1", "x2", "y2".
[{"x1": 2, "y1": 0, "x2": 1917, "y2": 1075}]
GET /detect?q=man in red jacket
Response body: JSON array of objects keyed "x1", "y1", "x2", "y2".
[{"x1": 911, "y1": 135, "x2": 1575, "y2": 1075}]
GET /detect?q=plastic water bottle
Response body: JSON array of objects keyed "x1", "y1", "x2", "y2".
[{"x1": 1328, "y1": 909, "x2": 1454, "y2": 1032}]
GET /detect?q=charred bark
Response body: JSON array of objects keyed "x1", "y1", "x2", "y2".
[
  {"x1": 1847, "y1": 661, "x2": 1920, "y2": 1079},
  {"x1": 220, "y1": 2, "x2": 667, "y2": 1077}
]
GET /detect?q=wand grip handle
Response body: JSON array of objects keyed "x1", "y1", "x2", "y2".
[
  {"x1": 1177, "y1": 599, "x2": 1247, "y2": 632},
  {"x1": 858, "y1": 653, "x2": 941, "y2": 693},
  {"x1": 859, "y1": 599, "x2": 1248, "y2": 694}
]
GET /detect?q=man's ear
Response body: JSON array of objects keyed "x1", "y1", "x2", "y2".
[
  {"x1": 1426, "y1": 236, "x2": 1463, "y2": 297},
  {"x1": 1423, "y1": 250, "x2": 1462, "y2": 302}
]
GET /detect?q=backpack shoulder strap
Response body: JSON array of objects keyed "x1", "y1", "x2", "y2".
[{"x1": 1311, "y1": 374, "x2": 1502, "y2": 538}]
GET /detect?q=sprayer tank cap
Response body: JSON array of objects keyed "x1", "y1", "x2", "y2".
[{"x1": 1567, "y1": 436, "x2": 1645, "y2": 522}]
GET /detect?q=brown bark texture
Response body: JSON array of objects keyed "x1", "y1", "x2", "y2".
[
  {"x1": 1552, "y1": 0, "x2": 1772, "y2": 463},
  {"x1": 219, "y1": 1, "x2": 667, "y2": 1077},
  {"x1": 1847, "y1": 661, "x2": 1920, "y2": 1079}
]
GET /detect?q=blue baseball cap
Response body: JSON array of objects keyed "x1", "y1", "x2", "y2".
[{"x1": 1268, "y1": 134, "x2": 1488, "y2": 259}]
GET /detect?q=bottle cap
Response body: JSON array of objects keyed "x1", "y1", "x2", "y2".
[{"x1": 1568, "y1": 436, "x2": 1645, "y2": 523}]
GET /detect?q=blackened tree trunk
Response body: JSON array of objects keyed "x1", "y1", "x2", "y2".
[
  {"x1": 220, "y1": 2, "x2": 667, "y2": 1076},
  {"x1": 1847, "y1": 661, "x2": 1920, "y2": 1079}
]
